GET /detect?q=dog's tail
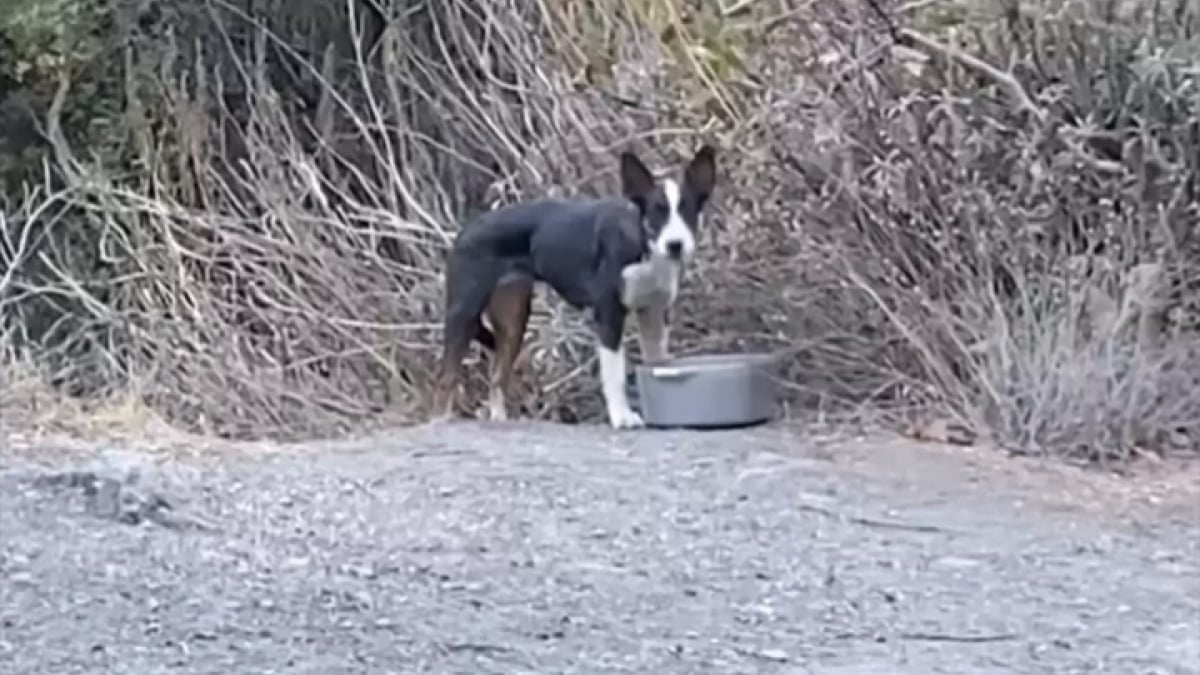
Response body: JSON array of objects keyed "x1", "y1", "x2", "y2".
[{"x1": 474, "y1": 324, "x2": 496, "y2": 351}]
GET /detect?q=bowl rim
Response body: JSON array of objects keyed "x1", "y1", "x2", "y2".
[{"x1": 634, "y1": 350, "x2": 780, "y2": 375}]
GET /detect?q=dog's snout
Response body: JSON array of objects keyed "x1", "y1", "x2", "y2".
[{"x1": 665, "y1": 240, "x2": 684, "y2": 259}]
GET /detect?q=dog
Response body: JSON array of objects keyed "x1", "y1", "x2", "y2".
[{"x1": 432, "y1": 145, "x2": 717, "y2": 429}]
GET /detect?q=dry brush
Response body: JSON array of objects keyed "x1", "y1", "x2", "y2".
[{"x1": 1, "y1": 0, "x2": 1197, "y2": 461}]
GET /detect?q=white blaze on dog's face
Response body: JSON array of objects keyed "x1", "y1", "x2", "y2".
[
  {"x1": 656, "y1": 178, "x2": 693, "y2": 260},
  {"x1": 620, "y1": 146, "x2": 717, "y2": 262}
]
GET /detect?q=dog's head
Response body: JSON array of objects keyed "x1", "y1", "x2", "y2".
[{"x1": 619, "y1": 145, "x2": 717, "y2": 262}]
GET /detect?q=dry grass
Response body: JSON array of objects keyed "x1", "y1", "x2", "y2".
[{"x1": 1, "y1": 0, "x2": 1197, "y2": 462}]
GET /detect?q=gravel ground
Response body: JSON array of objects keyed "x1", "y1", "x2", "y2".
[{"x1": 1, "y1": 420, "x2": 1197, "y2": 674}]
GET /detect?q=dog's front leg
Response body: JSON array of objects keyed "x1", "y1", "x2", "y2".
[
  {"x1": 635, "y1": 304, "x2": 671, "y2": 364},
  {"x1": 593, "y1": 299, "x2": 644, "y2": 430},
  {"x1": 597, "y1": 343, "x2": 644, "y2": 429}
]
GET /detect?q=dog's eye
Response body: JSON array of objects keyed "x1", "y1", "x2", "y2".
[{"x1": 652, "y1": 203, "x2": 670, "y2": 219}]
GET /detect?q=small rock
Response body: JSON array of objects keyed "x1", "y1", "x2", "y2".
[
  {"x1": 757, "y1": 648, "x2": 789, "y2": 662},
  {"x1": 9, "y1": 572, "x2": 34, "y2": 586},
  {"x1": 87, "y1": 478, "x2": 123, "y2": 519}
]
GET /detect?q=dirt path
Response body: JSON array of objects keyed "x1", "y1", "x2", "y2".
[{"x1": 2, "y1": 420, "x2": 1197, "y2": 674}]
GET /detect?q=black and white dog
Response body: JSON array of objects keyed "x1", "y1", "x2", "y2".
[{"x1": 433, "y1": 146, "x2": 716, "y2": 429}]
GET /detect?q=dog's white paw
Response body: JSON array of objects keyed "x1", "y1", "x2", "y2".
[{"x1": 608, "y1": 406, "x2": 645, "y2": 430}]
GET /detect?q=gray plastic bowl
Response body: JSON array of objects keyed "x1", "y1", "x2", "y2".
[{"x1": 626, "y1": 352, "x2": 781, "y2": 429}]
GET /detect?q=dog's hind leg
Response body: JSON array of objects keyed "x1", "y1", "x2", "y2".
[
  {"x1": 433, "y1": 316, "x2": 476, "y2": 420},
  {"x1": 484, "y1": 277, "x2": 534, "y2": 421},
  {"x1": 433, "y1": 254, "x2": 503, "y2": 420}
]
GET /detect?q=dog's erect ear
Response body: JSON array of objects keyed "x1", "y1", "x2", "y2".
[
  {"x1": 683, "y1": 145, "x2": 716, "y2": 203},
  {"x1": 619, "y1": 151, "x2": 656, "y2": 205}
]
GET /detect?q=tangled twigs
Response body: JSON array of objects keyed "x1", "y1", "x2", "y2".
[
  {"x1": 863, "y1": 0, "x2": 1045, "y2": 123},
  {"x1": 896, "y1": 28, "x2": 1046, "y2": 124},
  {"x1": 0, "y1": 0, "x2": 1196, "y2": 459}
]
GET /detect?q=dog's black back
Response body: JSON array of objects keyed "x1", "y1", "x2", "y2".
[{"x1": 449, "y1": 196, "x2": 646, "y2": 314}]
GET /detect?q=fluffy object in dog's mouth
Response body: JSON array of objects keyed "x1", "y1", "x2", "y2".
[{"x1": 620, "y1": 256, "x2": 680, "y2": 309}]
